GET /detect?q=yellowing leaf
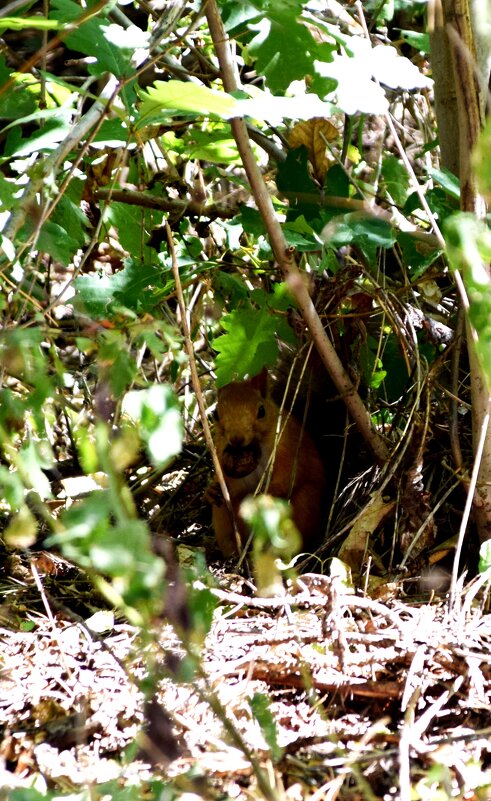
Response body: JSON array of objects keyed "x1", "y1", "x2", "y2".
[
  {"x1": 4, "y1": 506, "x2": 37, "y2": 549},
  {"x1": 289, "y1": 118, "x2": 339, "y2": 182},
  {"x1": 138, "y1": 80, "x2": 240, "y2": 126},
  {"x1": 338, "y1": 493, "x2": 395, "y2": 572}
]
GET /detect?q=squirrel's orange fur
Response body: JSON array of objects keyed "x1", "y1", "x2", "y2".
[{"x1": 210, "y1": 370, "x2": 326, "y2": 557}]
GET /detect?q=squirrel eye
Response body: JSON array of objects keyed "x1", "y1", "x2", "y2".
[{"x1": 257, "y1": 404, "x2": 266, "y2": 419}]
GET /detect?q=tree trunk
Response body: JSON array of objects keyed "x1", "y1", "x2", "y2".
[{"x1": 430, "y1": 0, "x2": 491, "y2": 541}]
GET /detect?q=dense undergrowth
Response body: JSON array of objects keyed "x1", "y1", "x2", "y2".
[{"x1": 2, "y1": 0, "x2": 491, "y2": 798}]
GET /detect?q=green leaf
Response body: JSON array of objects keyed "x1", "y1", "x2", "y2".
[
  {"x1": 56, "y1": 494, "x2": 164, "y2": 610},
  {"x1": 429, "y1": 167, "x2": 460, "y2": 200},
  {"x1": 0, "y1": 329, "x2": 55, "y2": 430},
  {"x1": 238, "y1": 205, "x2": 267, "y2": 236},
  {"x1": 36, "y1": 220, "x2": 81, "y2": 266},
  {"x1": 475, "y1": 115, "x2": 491, "y2": 201},
  {"x1": 98, "y1": 335, "x2": 137, "y2": 395},
  {"x1": 324, "y1": 164, "x2": 350, "y2": 198},
  {"x1": 221, "y1": 1, "x2": 262, "y2": 35},
  {"x1": 479, "y1": 540, "x2": 491, "y2": 573},
  {"x1": 0, "y1": 465, "x2": 26, "y2": 508},
  {"x1": 0, "y1": 58, "x2": 38, "y2": 119},
  {"x1": 213, "y1": 307, "x2": 281, "y2": 386},
  {"x1": 381, "y1": 155, "x2": 409, "y2": 206},
  {"x1": 398, "y1": 29, "x2": 430, "y2": 53},
  {"x1": 91, "y1": 118, "x2": 131, "y2": 147},
  {"x1": 324, "y1": 213, "x2": 396, "y2": 263},
  {"x1": 5, "y1": 116, "x2": 71, "y2": 156},
  {"x1": 18, "y1": 440, "x2": 53, "y2": 500},
  {"x1": 398, "y1": 231, "x2": 442, "y2": 280},
  {"x1": 185, "y1": 128, "x2": 241, "y2": 165},
  {"x1": 276, "y1": 146, "x2": 320, "y2": 220},
  {"x1": 0, "y1": 173, "x2": 17, "y2": 210},
  {"x1": 74, "y1": 260, "x2": 164, "y2": 318},
  {"x1": 249, "y1": 693, "x2": 283, "y2": 763},
  {"x1": 51, "y1": 0, "x2": 143, "y2": 85},
  {"x1": 186, "y1": 583, "x2": 217, "y2": 644},
  {"x1": 4, "y1": 505, "x2": 38, "y2": 549},
  {"x1": 213, "y1": 271, "x2": 250, "y2": 307},
  {"x1": 282, "y1": 222, "x2": 320, "y2": 251},
  {"x1": 404, "y1": 186, "x2": 458, "y2": 222},
  {"x1": 360, "y1": 338, "x2": 387, "y2": 392},
  {"x1": 104, "y1": 201, "x2": 162, "y2": 261},
  {"x1": 246, "y1": 11, "x2": 325, "y2": 94},
  {"x1": 138, "y1": 81, "x2": 240, "y2": 125},
  {"x1": 51, "y1": 183, "x2": 89, "y2": 249},
  {"x1": 122, "y1": 384, "x2": 183, "y2": 468},
  {"x1": 445, "y1": 212, "x2": 491, "y2": 390}
]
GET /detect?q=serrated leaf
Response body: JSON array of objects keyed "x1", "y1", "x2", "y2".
[
  {"x1": 213, "y1": 307, "x2": 281, "y2": 386},
  {"x1": 246, "y1": 11, "x2": 326, "y2": 94},
  {"x1": 50, "y1": 0, "x2": 138, "y2": 81},
  {"x1": 36, "y1": 220, "x2": 80, "y2": 266},
  {"x1": 104, "y1": 201, "x2": 162, "y2": 261},
  {"x1": 138, "y1": 80, "x2": 240, "y2": 125},
  {"x1": 74, "y1": 260, "x2": 164, "y2": 318}
]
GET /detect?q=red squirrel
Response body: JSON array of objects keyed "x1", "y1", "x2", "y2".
[{"x1": 210, "y1": 370, "x2": 326, "y2": 557}]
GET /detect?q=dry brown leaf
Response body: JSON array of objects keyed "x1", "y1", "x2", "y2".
[
  {"x1": 338, "y1": 494, "x2": 396, "y2": 572},
  {"x1": 289, "y1": 118, "x2": 339, "y2": 183}
]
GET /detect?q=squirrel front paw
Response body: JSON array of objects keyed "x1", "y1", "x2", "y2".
[{"x1": 203, "y1": 481, "x2": 224, "y2": 506}]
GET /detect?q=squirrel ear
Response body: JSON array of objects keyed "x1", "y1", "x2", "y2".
[{"x1": 249, "y1": 367, "x2": 268, "y2": 397}]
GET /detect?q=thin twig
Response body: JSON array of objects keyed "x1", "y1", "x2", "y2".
[
  {"x1": 165, "y1": 221, "x2": 243, "y2": 556},
  {"x1": 450, "y1": 400, "x2": 491, "y2": 609},
  {"x1": 449, "y1": 305, "x2": 466, "y2": 475},
  {"x1": 94, "y1": 187, "x2": 238, "y2": 219}
]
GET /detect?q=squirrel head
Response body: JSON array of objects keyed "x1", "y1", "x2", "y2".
[{"x1": 215, "y1": 369, "x2": 276, "y2": 449}]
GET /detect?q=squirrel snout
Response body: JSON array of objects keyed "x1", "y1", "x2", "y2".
[{"x1": 229, "y1": 434, "x2": 245, "y2": 447}]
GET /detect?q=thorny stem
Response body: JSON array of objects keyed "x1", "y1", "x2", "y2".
[{"x1": 205, "y1": 0, "x2": 389, "y2": 465}]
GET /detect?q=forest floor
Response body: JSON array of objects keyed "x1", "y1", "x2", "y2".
[{"x1": 1, "y1": 541, "x2": 491, "y2": 801}]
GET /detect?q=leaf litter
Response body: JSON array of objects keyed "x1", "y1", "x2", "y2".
[{"x1": 1, "y1": 562, "x2": 491, "y2": 798}]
